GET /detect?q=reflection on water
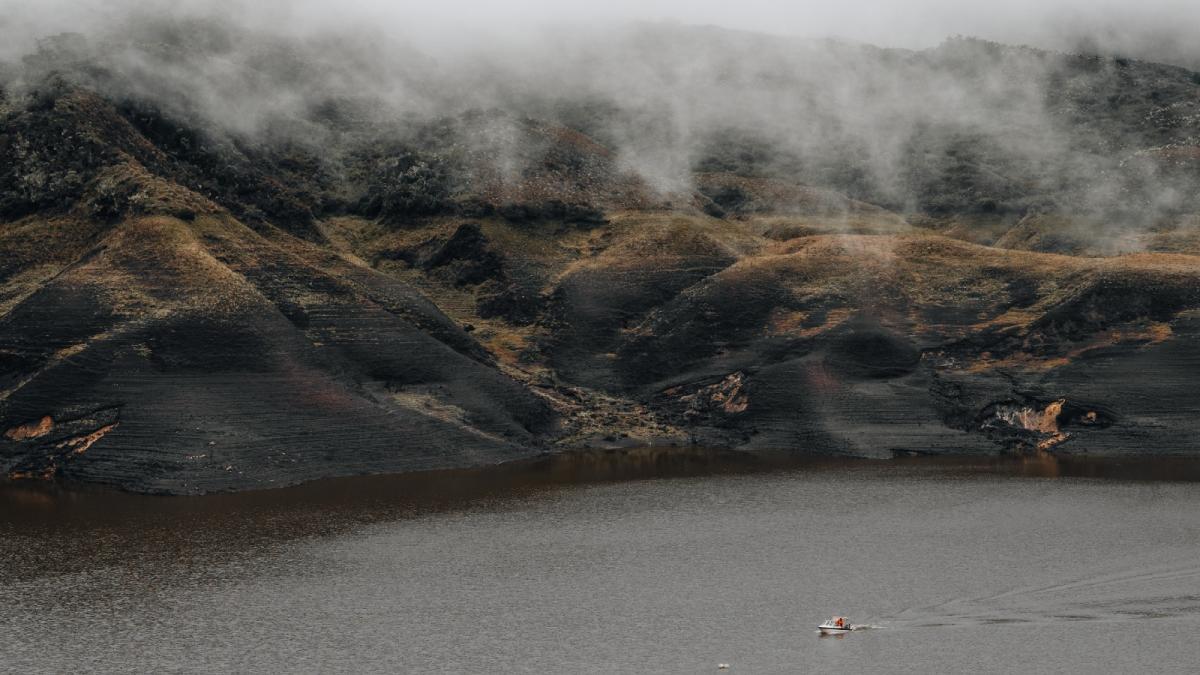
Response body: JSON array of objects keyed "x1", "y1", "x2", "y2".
[
  {"x1": 7, "y1": 448, "x2": 1200, "y2": 529},
  {"x1": 936, "y1": 452, "x2": 1200, "y2": 482},
  {"x1": 5, "y1": 448, "x2": 1200, "y2": 673},
  {"x1": 4, "y1": 449, "x2": 1200, "y2": 585},
  {"x1": 2, "y1": 447, "x2": 757, "y2": 521},
  {"x1": 0, "y1": 447, "x2": 767, "y2": 585}
]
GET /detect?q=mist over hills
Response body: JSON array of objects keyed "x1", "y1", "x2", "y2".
[
  {"x1": 3, "y1": 13, "x2": 1200, "y2": 492},
  {"x1": 9, "y1": 17, "x2": 1200, "y2": 228}
]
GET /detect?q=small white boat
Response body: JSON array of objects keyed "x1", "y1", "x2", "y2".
[{"x1": 818, "y1": 616, "x2": 853, "y2": 633}]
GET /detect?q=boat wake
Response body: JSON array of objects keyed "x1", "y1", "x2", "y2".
[{"x1": 888, "y1": 557, "x2": 1200, "y2": 631}]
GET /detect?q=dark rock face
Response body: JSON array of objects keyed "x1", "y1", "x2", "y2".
[{"x1": 0, "y1": 216, "x2": 556, "y2": 494}]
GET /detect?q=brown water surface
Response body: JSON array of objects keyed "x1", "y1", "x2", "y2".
[{"x1": 4, "y1": 450, "x2": 1200, "y2": 673}]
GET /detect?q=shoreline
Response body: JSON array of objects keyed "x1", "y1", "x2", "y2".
[{"x1": 7, "y1": 445, "x2": 1200, "y2": 507}]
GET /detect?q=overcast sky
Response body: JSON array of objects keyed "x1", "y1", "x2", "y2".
[
  {"x1": 4, "y1": 0, "x2": 1200, "y2": 66},
  {"x1": 362, "y1": 0, "x2": 1199, "y2": 47}
]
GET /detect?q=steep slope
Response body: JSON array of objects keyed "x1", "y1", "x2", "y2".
[
  {"x1": 0, "y1": 209, "x2": 557, "y2": 493},
  {"x1": 612, "y1": 235, "x2": 1200, "y2": 454},
  {"x1": 0, "y1": 91, "x2": 557, "y2": 493}
]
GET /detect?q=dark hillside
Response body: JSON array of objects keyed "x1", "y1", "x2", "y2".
[{"x1": 4, "y1": 24, "x2": 1200, "y2": 492}]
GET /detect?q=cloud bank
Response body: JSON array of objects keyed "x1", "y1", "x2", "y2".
[{"x1": 2, "y1": 0, "x2": 1199, "y2": 228}]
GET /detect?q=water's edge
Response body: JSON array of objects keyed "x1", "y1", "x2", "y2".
[{"x1": 7, "y1": 447, "x2": 1200, "y2": 523}]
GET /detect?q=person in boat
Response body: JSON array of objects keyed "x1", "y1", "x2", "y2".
[{"x1": 835, "y1": 617, "x2": 844, "y2": 628}]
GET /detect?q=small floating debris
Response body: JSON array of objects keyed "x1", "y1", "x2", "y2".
[{"x1": 717, "y1": 664, "x2": 730, "y2": 671}]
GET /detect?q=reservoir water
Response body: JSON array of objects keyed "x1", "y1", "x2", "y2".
[{"x1": 4, "y1": 451, "x2": 1200, "y2": 673}]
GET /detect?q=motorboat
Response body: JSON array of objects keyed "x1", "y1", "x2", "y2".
[{"x1": 817, "y1": 616, "x2": 853, "y2": 634}]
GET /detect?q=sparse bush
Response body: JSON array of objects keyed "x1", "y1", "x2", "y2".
[{"x1": 357, "y1": 153, "x2": 452, "y2": 220}]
